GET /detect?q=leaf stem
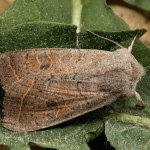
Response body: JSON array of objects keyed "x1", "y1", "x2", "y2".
[{"x1": 72, "y1": 0, "x2": 82, "y2": 33}]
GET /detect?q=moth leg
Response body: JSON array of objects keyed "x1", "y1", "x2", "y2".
[{"x1": 134, "y1": 91, "x2": 145, "y2": 107}]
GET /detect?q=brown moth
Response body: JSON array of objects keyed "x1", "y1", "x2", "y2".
[{"x1": 0, "y1": 32, "x2": 145, "y2": 132}]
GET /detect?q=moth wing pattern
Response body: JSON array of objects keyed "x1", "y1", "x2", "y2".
[
  {"x1": 2, "y1": 74, "x2": 115, "y2": 131},
  {"x1": 0, "y1": 48, "x2": 143, "y2": 131}
]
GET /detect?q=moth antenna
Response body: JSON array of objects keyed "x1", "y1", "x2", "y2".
[
  {"x1": 128, "y1": 35, "x2": 137, "y2": 53},
  {"x1": 86, "y1": 30, "x2": 125, "y2": 49}
]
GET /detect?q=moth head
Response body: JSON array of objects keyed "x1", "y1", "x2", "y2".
[
  {"x1": 115, "y1": 40, "x2": 145, "y2": 87},
  {"x1": 87, "y1": 30, "x2": 145, "y2": 105},
  {"x1": 125, "y1": 36, "x2": 145, "y2": 83},
  {"x1": 130, "y1": 55, "x2": 145, "y2": 84}
]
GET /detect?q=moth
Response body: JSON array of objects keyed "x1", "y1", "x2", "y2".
[{"x1": 0, "y1": 31, "x2": 145, "y2": 132}]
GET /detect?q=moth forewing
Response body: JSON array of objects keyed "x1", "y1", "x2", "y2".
[{"x1": 0, "y1": 32, "x2": 145, "y2": 132}]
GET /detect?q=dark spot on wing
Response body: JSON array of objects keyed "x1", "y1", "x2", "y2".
[
  {"x1": 40, "y1": 64, "x2": 50, "y2": 70},
  {"x1": 46, "y1": 100, "x2": 58, "y2": 108}
]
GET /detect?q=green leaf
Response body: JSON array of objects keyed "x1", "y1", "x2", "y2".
[
  {"x1": 0, "y1": 116, "x2": 104, "y2": 150},
  {"x1": 0, "y1": 0, "x2": 150, "y2": 150},
  {"x1": 0, "y1": 22, "x2": 77, "y2": 52},
  {"x1": 0, "y1": 0, "x2": 128, "y2": 32},
  {"x1": 78, "y1": 29, "x2": 146, "y2": 51},
  {"x1": 0, "y1": 0, "x2": 73, "y2": 32},
  {"x1": 105, "y1": 117, "x2": 150, "y2": 150},
  {"x1": 123, "y1": 0, "x2": 150, "y2": 11}
]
